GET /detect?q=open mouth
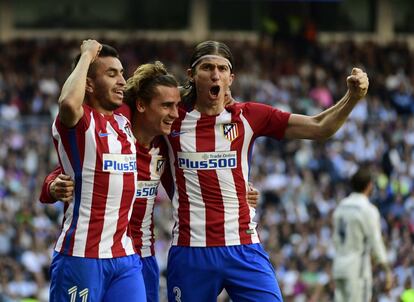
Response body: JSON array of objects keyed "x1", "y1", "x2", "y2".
[
  {"x1": 210, "y1": 85, "x2": 220, "y2": 98},
  {"x1": 113, "y1": 89, "x2": 124, "y2": 98}
]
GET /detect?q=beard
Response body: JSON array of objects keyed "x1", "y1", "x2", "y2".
[{"x1": 94, "y1": 89, "x2": 122, "y2": 111}]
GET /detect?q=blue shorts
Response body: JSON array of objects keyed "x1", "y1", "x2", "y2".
[
  {"x1": 49, "y1": 252, "x2": 146, "y2": 302},
  {"x1": 167, "y1": 243, "x2": 283, "y2": 302},
  {"x1": 142, "y1": 256, "x2": 160, "y2": 302}
]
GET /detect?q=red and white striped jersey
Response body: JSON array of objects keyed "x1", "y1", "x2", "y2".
[
  {"x1": 130, "y1": 138, "x2": 169, "y2": 257},
  {"x1": 52, "y1": 104, "x2": 137, "y2": 258},
  {"x1": 165, "y1": 102, "x2": 290, "y2": 247}
]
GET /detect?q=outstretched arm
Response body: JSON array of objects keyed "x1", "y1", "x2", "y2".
[
  {"x1": 58, "y1": 39, "x2": 102, "y2": 127},
  {"x1": 285, "y1": 68, "x2": 368, "y2": 140}
]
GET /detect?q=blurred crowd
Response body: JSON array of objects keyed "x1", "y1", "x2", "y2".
[{"x1": 0, "y1": 38, "x2": 413, "y2": 302}]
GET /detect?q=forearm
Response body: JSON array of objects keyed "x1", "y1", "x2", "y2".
[{"x1": 313, "y1": 90, "x2": 359, "y2": 138}]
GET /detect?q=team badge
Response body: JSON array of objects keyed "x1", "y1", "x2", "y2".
[
  {"x1": 156, "y1": 158, "x2": 166, "y2": 174},
  {"x1": 124, "y1": 124, "x2": 132, "y2": 138},
  {"x1": 223, "y1": 123, "x2": 238, "y2": 142}
]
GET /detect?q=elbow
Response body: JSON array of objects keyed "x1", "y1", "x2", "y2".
[{"x1": 58, "y1": 98, "x2": 82, "y2": 127}]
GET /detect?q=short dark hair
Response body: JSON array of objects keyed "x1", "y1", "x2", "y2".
[
  {"x1": 72, "y1": 44, "x2": 119, "y2": 78},
  {"x1": 350, "y1": 166, "x2": 372, "y2": 193}
]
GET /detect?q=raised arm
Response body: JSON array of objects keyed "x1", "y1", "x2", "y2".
[
  {"x1": 285, "y1": 68, "x2": 368, "y2": 140},
  {"x1": 58, "y1": 39, "x2": 102, "y2": 127}
]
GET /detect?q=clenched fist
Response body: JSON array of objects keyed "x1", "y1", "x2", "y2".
[{"x1": 346, "y1": 68, "x2": 369, "y2": 101}]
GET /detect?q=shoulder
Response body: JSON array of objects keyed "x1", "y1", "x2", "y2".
[
  {"x1": 115, "y1": 104, "x2": 132, "y2": 121},
  {"x1": 225, "y1": 101, "x2": 271, "y2": 114}
]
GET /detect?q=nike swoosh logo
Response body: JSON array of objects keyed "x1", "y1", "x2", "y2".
[
  {"x1": 170, "y1": 130, "x2": 186, "y2": 137},
  {"x1": 98, "y1": 132, "x2": 111, "y2": 137}
]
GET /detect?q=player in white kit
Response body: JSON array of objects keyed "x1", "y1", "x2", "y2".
[{"x1": 333, "y1": 166, "x2": 393, "y2": 302}]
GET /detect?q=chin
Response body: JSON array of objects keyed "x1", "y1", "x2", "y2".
[{"x1": 162, "y1": 126, "x2": 172, "y2": 135}]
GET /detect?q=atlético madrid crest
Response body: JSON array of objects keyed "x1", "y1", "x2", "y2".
[
  {"x1": 222, "y1": 123, "x2": 238, "y2": 142},
  {"x1": 156, "y1": 158, "x2": 166, "y2": 174}
]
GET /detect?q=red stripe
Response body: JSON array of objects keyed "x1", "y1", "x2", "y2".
[
  {"x1": 54, "y1": 112, "x2": 89, "y2": 255},
  {"x1": 110, "y1": 118, "x2": 136, "y2": 256},
  {"x1": 85, "y1": 112, "x2": 110, "y2": 257},
  {"x1": 174, "y1": 110, "x2": 191, "y2": 245},
  {"x1": 54, "y1": 121, "x2": 81, "y2": 254},
  {"x1": 230, "y1": 115, "x2": 253, "y2": 245},
  {"x1": 130, "y1": 146, "x2": 152, "y2": 254},
  {"x1": 67, "y1": 116, "x2": 88, "y2": 255},
  {"x1": 196, "y1": 116, "x2": 225, "y2": 246}
]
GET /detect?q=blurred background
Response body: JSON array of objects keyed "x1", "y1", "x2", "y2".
[{"x1": 0, "y1": 0, "x2": 413, "y2": 301}]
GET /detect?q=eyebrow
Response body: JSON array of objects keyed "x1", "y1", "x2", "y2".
[{"x1": 106, "y1": 67, "x2": 124, "y2": 74}]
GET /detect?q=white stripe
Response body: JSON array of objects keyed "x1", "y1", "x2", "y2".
[
  {"x1": 182, "y1": 111, "x2": 206, "y2": 245},
  {"x1": 118, "y1": 116, "x2": 138, "y2": 256},
  {"x1": 239, "y1": 113, "x2": 259, "y2": 242},
  {"x1": 139, "y1": 198, "x2": 155, "y2": 257},
  {"x1": 73, "y1": 113, "x2": 96, "y2": 256},
  {"x1": 99, "y1": 119, "x2": 124, "y2": 257},
  {"x1": 139, "y1": 151, "x2": 162, "y2": 256},
  {"x1": 215, "y1": 111, "x2": 240, "y2": 245},
  {"x1": 165, "y1": 137, "x2": 180, "y2": 246},
  {"x1": 52, "y1": 121, "x2": 75, "y2": 253}
]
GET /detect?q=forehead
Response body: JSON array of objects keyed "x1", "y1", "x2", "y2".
[
  {"x1": 154, "y1": 85, "x2": 180, "y2": 102},
  {"x1": 94, "y1": 56, "x2": 123, "y2": 72}
]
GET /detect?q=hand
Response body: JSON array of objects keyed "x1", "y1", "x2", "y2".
[
  {"x1": 50, "y1": 174, "x2": 75, "y2": 202},
  {"x1": 346, "y1": 68, "x2": 369, "y2": 101},
  {"x1": 80, "y1": 39, "x2": 102, "y2": 63},
  {"x1": 246, "y1": 182, "x2": 259, "y2": 209},
  {"x1": 223, "y1": 89, "x2": 236, "y2": 106}
]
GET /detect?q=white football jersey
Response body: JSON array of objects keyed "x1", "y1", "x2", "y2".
[{"x1": 332, "y1": 192, "x2": 387, "y2": 279}]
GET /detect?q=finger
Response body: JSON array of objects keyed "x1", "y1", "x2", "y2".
[
  {"x1": 60, "y1": 197, "x2": 73, "y2": 203},
  {"x1": 58, "y1": 174, "x2": 72, "y2": 180},
  {"x1": 351, "y1": 67, "x2": 362, "y2": 75},
  {"x1": 247, "y1": 191, "x2": 259, "y2": 198},
  {"x1": 56, "y1": 180, "x2": 75, "y2": 187},
  {"x1": 55, "y1": 188, "x2": 74, "y2": 196}
]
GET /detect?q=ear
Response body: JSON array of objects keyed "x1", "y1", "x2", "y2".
[
  {"x1": 136, "y1": 99, "x2": 146, "y2": 113},
  {"x1": 187, "y1": 68, "x2": 193, "y2": 82},
  {"x1": 228, "y1": 73, "x2": 235, "y2": 87},
  {"x1": 86, "y1": 77, "x2": 94, "y2": 93}
]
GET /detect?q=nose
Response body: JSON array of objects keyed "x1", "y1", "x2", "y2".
[
  {"x1": 211, "y1": 66, "x2": 220, "y2": 81},
  {"x1": 170, "y1": 104, "x2": 179, "y2": 119},
  {"x1": 118, "y1": 74, "x2": 126, "y2": 86}
]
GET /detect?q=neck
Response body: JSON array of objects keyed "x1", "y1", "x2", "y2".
[
  {"x1": 132, "y1": 114, "x2": 155, "y2": 148},
  {"x1": 86, "y1": 98, "x2": 114, "y2": 116},
  {"x1": 194, "y1": 98, "x2": 224, "y2": 115}
]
